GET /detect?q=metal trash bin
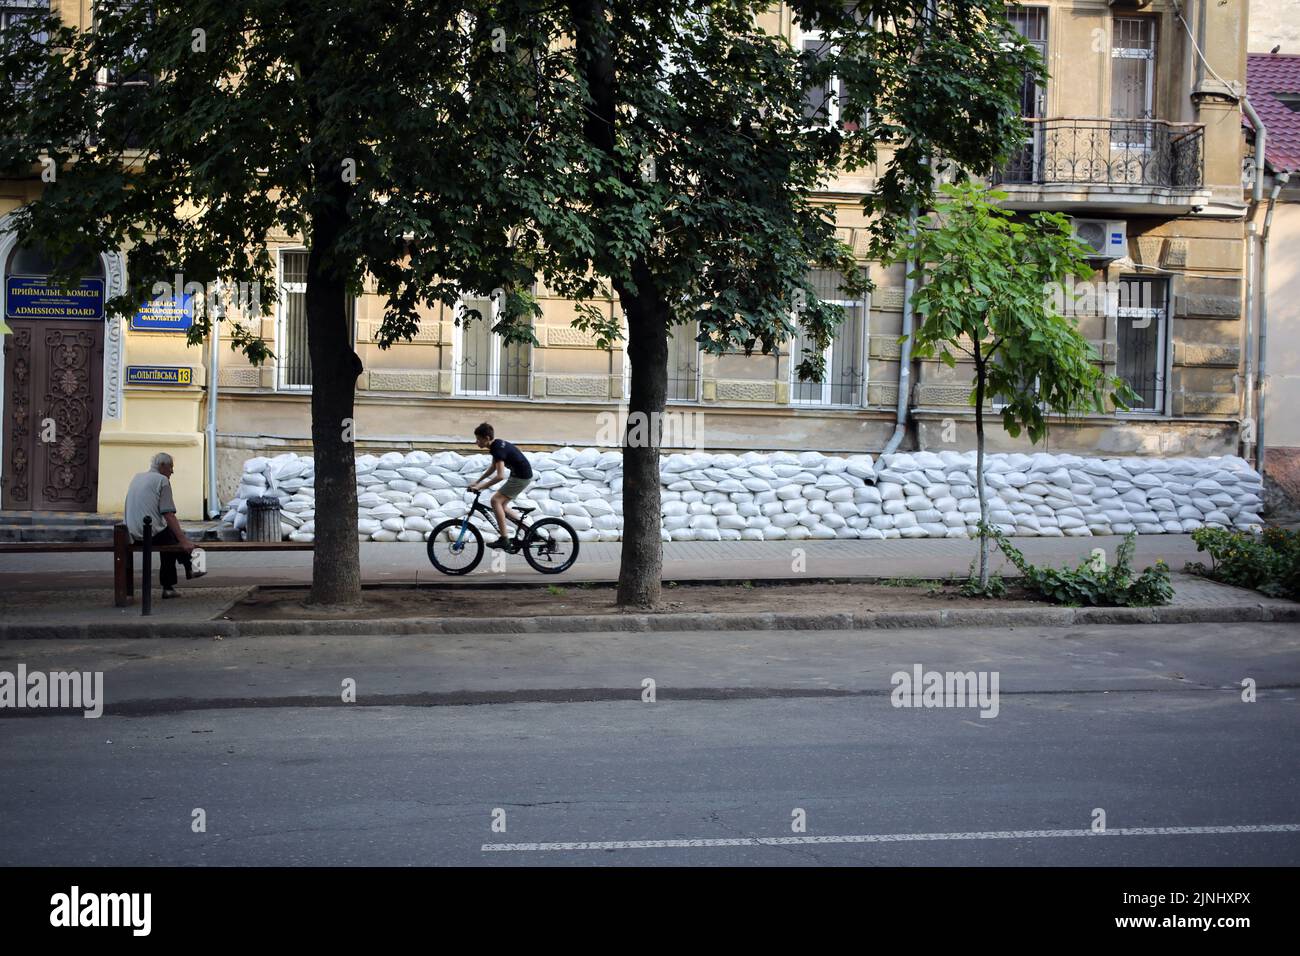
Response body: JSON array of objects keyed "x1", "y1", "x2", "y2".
[{"x1": 246, "y1": 495, "x2": 283, "y2": 542}]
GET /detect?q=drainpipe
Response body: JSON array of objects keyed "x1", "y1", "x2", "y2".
[
  {"x1": 880, "y1": 207, "x2": 917, "y2": 458},
  {"x1": 1243, "y1": 221, "x2": 1256, "y2": 465},
  {"x1": 205, "y1": 281, "x2": 222, "y2": 519},
  {"x1": 1239, "y1": 98, "x2": 1267, "y2": 466},
  {"x1": 1242, "y1": 97, "x2": 1267, "y2": 205},
  {"x1": 1256, "y1": 170, "x2": 1289, "y2": 475}
]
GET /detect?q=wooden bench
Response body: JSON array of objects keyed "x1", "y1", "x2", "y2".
[{"x1": 0, "y1": 523, "x2": 314, "y2": 612}]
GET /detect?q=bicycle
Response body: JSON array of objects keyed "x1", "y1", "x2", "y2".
[{"x1": 426, "y1": 490, "x2": 580, "y2": 575}]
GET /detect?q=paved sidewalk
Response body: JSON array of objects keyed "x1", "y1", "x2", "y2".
[
  {"x1": 0, "y1": 534, "x2": 1207, "y2": 591},
  {"x1": 0, "y1": 534, "x2": 1292, "y2": 638}
]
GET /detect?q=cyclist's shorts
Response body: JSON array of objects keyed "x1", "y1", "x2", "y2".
[{"x1": 499, "y1": 475, "x2": 531, "y2": 500}]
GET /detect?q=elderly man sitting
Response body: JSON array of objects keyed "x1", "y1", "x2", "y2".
[{"x1": 124, "y1": 452, "x2": 205, "y2": 598}]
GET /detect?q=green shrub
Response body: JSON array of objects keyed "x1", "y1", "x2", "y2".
[
  {"x1": 959, "y1": 564, "x2": 1008, "y2": 598},
  {"x1": 984, "y1": 526, "x2": 1173, "y2": 607},
  {"x1": 1187, "y1": 527, "x2": 1300, "y2": 600}
]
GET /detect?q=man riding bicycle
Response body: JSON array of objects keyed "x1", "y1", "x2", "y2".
[{"x1": 467, "y1": 422, "x2": 534, "y2": 552}]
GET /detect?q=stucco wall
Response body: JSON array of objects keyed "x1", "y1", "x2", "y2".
[
  {"x1": 1249, "y1": 0, "x2": 1300, "y2": 53},
  {"x1": 1262, "y1": 203, "x2": 1300, "y2": 447}
]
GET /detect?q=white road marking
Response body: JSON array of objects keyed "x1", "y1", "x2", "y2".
[{"x1": 482, "y1": 824, "x2": 1300, "y2": 852}]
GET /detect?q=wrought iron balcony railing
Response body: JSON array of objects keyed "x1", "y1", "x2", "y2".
[{"x1": 994, "y1": 118, "x2": 1205, "y2": 190}]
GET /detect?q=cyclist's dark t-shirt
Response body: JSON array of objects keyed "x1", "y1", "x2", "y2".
[{"x1": 490, "y1": 439, "x2": 533, "y2": 479}]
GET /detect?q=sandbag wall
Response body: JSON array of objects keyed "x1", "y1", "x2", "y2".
[{"x1": 222, "y1": 448, "x2": 1265, "y2": 543}]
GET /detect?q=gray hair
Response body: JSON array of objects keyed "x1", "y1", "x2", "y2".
[{"x1": 150, "y1": 452, "x2": 174, "y2": 471}]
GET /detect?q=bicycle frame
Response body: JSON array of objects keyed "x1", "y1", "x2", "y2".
[{"x1": 453, "y1": 491, "x2": 528, "y2": 550}]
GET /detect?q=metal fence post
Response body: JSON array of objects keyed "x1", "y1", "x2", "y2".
[{"x1": 141, "y1": 516, "x2": 152, "y2": 617}]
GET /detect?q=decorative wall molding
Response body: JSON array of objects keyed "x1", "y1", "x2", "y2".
[
  {"x1": 545, "y1": 375, "x2": 609, "y2": 397},
  {"x1": 916, "y1": 384, "x2": 974, "y2": 406},
  {"x1": 1174, "y1": 342, "x2": 1240, "y2": 367},
  {"x1": 874, "y1": 287, "x2": 905, "y2": 311},
  {"x1": 367, "y1": 370, "x2": 439, "y2": 392},
  {"x1": 218, "y1": 367, "x2": 262, "y2": 388},
  {"x1": 716, "y1": 380, "x2": 777, "y2": 402},
  {"x1": 545, "y1": 326, "x2": 602, "y2": 349},
  {"x1": 869, "y1": 337, "x2": 902, "y2": 360},
  {"x1": 101, "y1": 250, "x2": 126, "y2": 422},
  {"x1": 867, "y1": 383, "x2": 900, "y2": 408},
  {"x1": 1174, "y1": 391, "x2": 1238, "y2": 416}
]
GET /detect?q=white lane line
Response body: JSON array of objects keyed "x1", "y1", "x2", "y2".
[{"x1": 482, "y1": 824, "x2": 1300, "y2": 852}]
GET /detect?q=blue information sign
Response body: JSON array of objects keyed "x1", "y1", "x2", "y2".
[
  {"x1": 126, "y1": 366, "x2": 193, "y2": 386},
  {"x1": 130, "y1": 293, "x2": 195, "y2": 332},
  {"x1": 5, "y1": 276, "x2": 105, "y2": 321}
]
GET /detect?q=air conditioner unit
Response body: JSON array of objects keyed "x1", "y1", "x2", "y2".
[
  {"x1": 1108, "y1": 0, "x2": 1153, "y2": 9},
  {"x1": 1072, "y1": 219, "x2": 1129, "y2": 260}
]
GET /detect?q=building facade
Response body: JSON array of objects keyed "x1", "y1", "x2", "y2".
[
  {"x1": 1244, "y1": 0, "x2": 1300, "y2": 515},
  {"x1": 0, "y1": 1, "x2": 1256, "y2": 519}
]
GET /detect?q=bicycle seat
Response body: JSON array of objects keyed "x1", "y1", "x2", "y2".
[{"x1": 515, "y1": 505, "x2": 535, "y2": 515}]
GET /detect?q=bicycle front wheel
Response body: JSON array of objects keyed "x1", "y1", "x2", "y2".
[
  {"x1": 523, "y1": 518, "x2": 580, "y2": 574},
  {"x1": 427, "y1": 518, "x2": 484, "y2": 575}
]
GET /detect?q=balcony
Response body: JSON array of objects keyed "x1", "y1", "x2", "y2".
[{"x1": 992, "y1": 118, "x2": 1209, "y2": 215}]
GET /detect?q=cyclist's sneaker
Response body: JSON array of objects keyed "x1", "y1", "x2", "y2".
[{"x1": 487, "y1": 537, "x2": 512, "y2": 551}]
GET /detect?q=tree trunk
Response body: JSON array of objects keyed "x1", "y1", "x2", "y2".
[
  {"x1": 973, "y1": 349, "x2": 990, "y2": 590},
  {"x1": 304, "y1": 173, "x2": 362, "y2": 607},
  {"x1": 617, "y1": 274, "x2": 669, "y2": 608},
  {"x1": 567, "y1": 0, "x2": 667, "y2": 607}
]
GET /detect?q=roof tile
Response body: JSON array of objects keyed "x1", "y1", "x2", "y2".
[{"x1": 1247, "y1": 53, "x2": 1300, "y2": 172}]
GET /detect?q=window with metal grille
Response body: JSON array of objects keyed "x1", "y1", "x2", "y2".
[
  {"x1": 454, "y1": 291, "x2": 531, "y2": 398},
  {"x1": 666, "y1": 321, "x2": 701, "y2": 402},
  {"x1": 800, "y1": 33, "x2": 846, "y2": 126},
  {"x1": 796, "y1": 6, "x2": 871, "y2": 129},
  {"x1": 1003, "y1": 6, "x2": 1048, "y2": 182},
  {"x1": 277, "y1": 249, "x2": 356, "y2": 390},
  {"x1": 93, "y1": 0, "x2": 154, "y2": 150},
  {"x1": 1111, "y1": 17, "x2": 1156, "y2": 150},
  {"x1": 788, "y1": 269, "x2": 866, "y2": 407},
  {"x1": 1, "y1": 0, "x2": 48, "y2": 42},
  {"x1": 1115, "y1": 276, "x2": 1167, "y2": 413},
  {"x1": 2, "y1": 0, "x2": 50, "y2": 88}
]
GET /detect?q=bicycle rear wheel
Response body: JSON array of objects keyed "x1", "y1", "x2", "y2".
[
  {"x1": 522, "y1": 518, "x2": 579, "y2": 574},
  {"x1": 427, "y1": 518, "x2": 484, "y2": 575}
]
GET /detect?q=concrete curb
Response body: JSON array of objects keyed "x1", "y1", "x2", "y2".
[{"x1": 2, "y1": 602, "x2": 1296, "y2": 639}]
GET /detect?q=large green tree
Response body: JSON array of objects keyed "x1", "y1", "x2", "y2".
[
  {"x1": 887, "y1": 182, "x2": 1137, "y2": 590},
  {"x1": 0, "y1": 1, "x2": 562, "y2": 605},
  {"x1": 502, "y1": 0, "x2": 1039, "y2": 606}
]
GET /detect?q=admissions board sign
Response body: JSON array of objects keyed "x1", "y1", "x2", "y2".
[{"x1": 5, "y1": 276, "x2": 105, "y2": 320}]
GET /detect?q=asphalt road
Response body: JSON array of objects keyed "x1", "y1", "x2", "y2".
[{"x1": 1, "y1": 622, "x2": 1298, "y2": 866}]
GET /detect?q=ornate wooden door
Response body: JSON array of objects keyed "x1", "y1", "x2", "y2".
[{"x1": 3, "y1": 320, "x2": 104, "y2": 511}]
